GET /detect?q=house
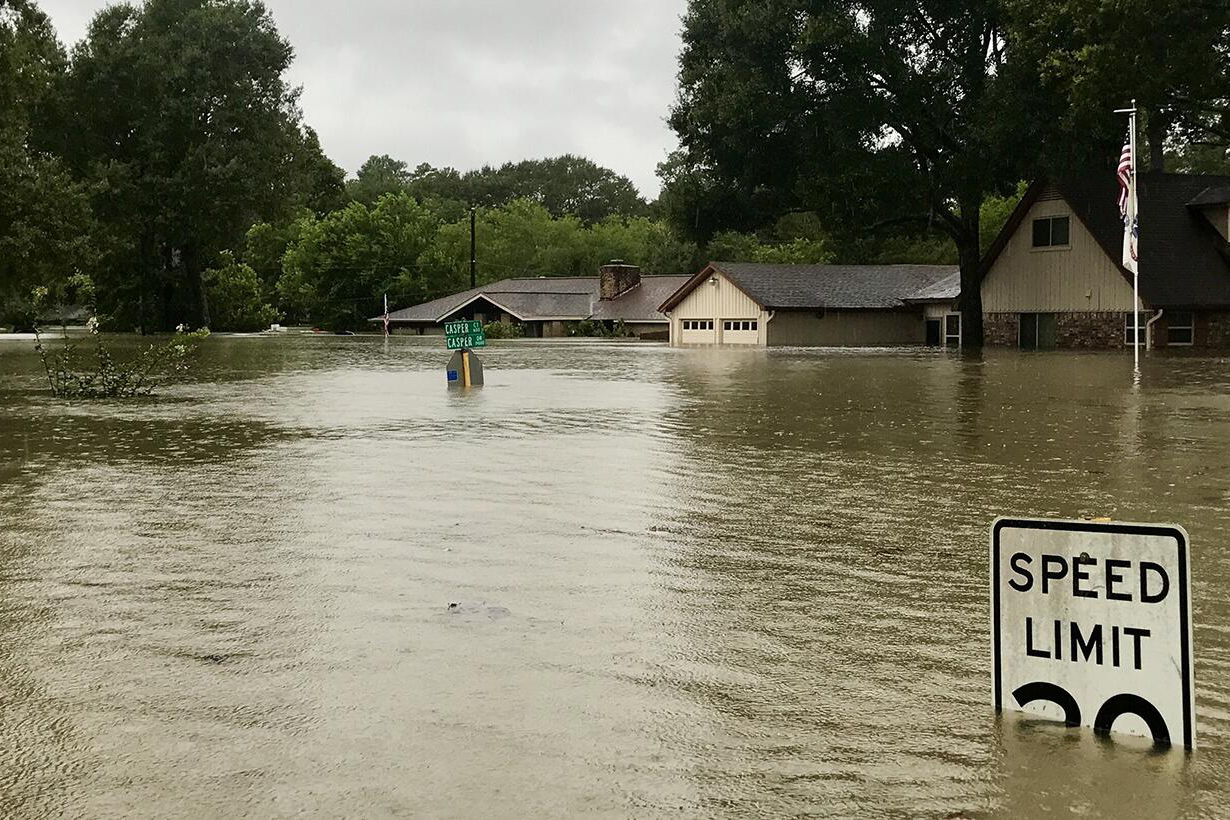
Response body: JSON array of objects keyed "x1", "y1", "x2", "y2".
[
  {"x1": 375, "y1": 263, "x2": 688, "y2": 340},
  {"x1": 657, "y1": 262, "x2": 961, "y2": 347},
  {"x1": 979, "y1": 172, "x2": 1230, "y2": 349}
]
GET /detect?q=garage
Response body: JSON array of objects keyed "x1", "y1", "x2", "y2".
[
  {"x1": 720, "y1": 319, "x2": 759, "y2": 345},
  {"x1": 680, "y1": 319, "x2": 716, "y2": 344}
]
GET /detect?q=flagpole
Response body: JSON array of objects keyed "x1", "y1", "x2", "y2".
[
  {"x1": 1130, "y1": 100, "x2": 1139, "y2": 372},
  {"x1": 1115, "y1": 99, "x2": 1140, "y2": 373}
]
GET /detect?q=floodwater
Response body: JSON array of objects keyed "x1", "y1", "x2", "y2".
[{"x1": 1, "y1": 334, "x2": 1229, "y2": 819}]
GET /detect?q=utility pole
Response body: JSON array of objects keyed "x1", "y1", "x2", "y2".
[{"x1": 470, "y1": 206, "x2": 477, "y2": 289}]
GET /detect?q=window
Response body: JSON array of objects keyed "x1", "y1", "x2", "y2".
[
  {"x1": 1168, "y1": 311, "x2": 1194, "y2": 346},
  {"x1": 1124, "y1": 314, "x2": 1148, "y2": 346},
  {"x1": 723, "y1": 320, "x2": 758, "y2": 331},
  {"x1": 1019, "y1": 313, "x2": 1057, "y2": 350},
  {"x1": 1031, "y1": 216, "x2": 1071, "y2": 248},
  {"x1": 683, "y1": 320, "x2": 713, "y2": 331}
]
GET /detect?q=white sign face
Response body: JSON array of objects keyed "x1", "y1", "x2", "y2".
[{"x1": 992, "y1": 518, "x2": 1194, "y2": 749}]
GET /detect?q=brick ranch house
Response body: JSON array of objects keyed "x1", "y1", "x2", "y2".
[{"x1": 979, "y1": 172, "x2": 1230, "y2": 349}]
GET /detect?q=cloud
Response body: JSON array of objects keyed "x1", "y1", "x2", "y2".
[{"x1": 38, "y1": 0, "x2": 687, "y2": 196}]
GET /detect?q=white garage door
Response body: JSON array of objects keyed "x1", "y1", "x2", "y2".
[
  {"x1": 721, "y1": 319, "x2": 759, "y2": 345},
  {"x1": 680, "y1": 319, "x2": 716, "y2": 344}
]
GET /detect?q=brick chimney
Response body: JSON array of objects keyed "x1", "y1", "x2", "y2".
[{"x1": 599, "y1": 261, "x2": 641, "y2": 301}]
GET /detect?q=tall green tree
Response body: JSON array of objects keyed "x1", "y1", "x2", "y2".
[
  {"x1": 671, "y1": 0, "x2": 1043, "y2": 346},
  {"x1": 0, "y1": 0, "x2": 96, "y2": 328},
  {"x1": 60, "y1": 0, "x2": 338, "y2": 331},
  {"x1": 468, "y1": 155, "x2": 648, "y2": 223},
  {"x1": 346, "y1": 154, "x2": 412, "y2": 205},
  {"x1": 277, "y1": 193, "x2": 440, "y2": 330},
  {"x1": 358, "y1": 155, "x2": 649, "y2": 223},
  {"x1": 1005, "y1": 0, "x2": 1230, "y2": 171}
]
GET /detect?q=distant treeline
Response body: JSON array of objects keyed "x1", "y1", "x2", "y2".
[{"x1": 3, "y1": 0, "x2": 1228, "y2": 337}]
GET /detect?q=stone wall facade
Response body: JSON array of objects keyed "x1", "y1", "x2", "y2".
[
  {"x1": 599, "y1": 264, "x2": 642, "y2": 301},
  {"x1": 983, "y1": 313, "x2": 1019, "y2": 346},
  {"x1": 1055, "y1": 312, "x2": 1125, "y2": 348},
  {"x1": 984, "y1": 311, "x2": 1125, "y2": 348},
  {"x1": 1198, "y1": 311, "x2": 1230, "y2": 348},
  {"x1": 983, "y1": 310, "x2": 1230, "y2": 349}
]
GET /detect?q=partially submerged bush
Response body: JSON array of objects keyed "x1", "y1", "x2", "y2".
[
  {"x1": 482, "y1": 320, "x2": 524, "y2": 339},
  {"x1": 565, "y1": 318, "x2": 633, "y2": 338},
  {"x1": 30, "y1": 279, "x2": 210, "y2": 398},
  {"x1": 34, "y1": 324, "x2": 210, "y2": 398}
]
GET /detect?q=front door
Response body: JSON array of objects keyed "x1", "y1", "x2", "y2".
[{"x1": 926, "y1": 319, "x2": 941, "y2": 346}]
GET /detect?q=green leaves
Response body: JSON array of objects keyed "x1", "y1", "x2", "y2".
[
  {"x1": 56, "y1": 0, "x2": 340, "y2": 330},
  {"x1": 202, "y1": 251, "x2": 278, "y2": 332},
  {"x1": 347, "y1": 154, "x2": 649, "y2": 224},
  {"x1": 276, "y1": 193, "x2": 442, "y2": 331},
  {"x1": 33, "y1": 324, "x2": 211, "y2": 399}
]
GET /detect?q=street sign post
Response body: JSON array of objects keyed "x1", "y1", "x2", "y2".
[
  {"x1": 443, "y1": 320, "x2": 482, "y2": 336},
  {"x1": 444, "y1": 320, "x2": 487, "y2": 351},
  {"x1": 446, "y1": 333, "x2": 486, "y2": 350},
  {"x1": 443, "y1": 321, "x2": 486, "y2": 386},
  {"x1": 446, "y1": 349, "x2": 484, "y2": 387},
  {"x1": 992, "y1": 518, "x2": 1194, "y2": 749}
]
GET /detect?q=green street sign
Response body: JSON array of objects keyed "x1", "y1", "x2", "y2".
[
  {"x1": 446, "y1": 331, "x2": 487, "y2": 350},
  {"x1": 444, "y1": 320, "x2": 483, "y2": 336}
]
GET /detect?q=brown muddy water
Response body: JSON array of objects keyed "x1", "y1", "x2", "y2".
[{"x1": 1, "y1": 334, "x2": 1229, "y2": 818}]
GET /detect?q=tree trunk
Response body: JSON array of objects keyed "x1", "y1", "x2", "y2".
[
  {"x1": 958, "y1": 238, "x2": 984, "y2": 348},
  {"x1": 956, "y1": 193, "x2": 984, "y2": 348}
]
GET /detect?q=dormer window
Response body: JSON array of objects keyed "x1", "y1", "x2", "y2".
[{"x1": 1032, "y1": 215, "x2": 1071, "y2": 248}]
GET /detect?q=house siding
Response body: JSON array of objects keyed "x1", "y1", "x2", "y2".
[
  {"x1": 982, "y1": 184, "x2": 1138, "y2": 314},
  {"x1": 766, "y1": 310, "x2": 923, "y2": 347}
]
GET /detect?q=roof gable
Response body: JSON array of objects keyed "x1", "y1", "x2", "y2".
[{"x1": 982, "y1": 172, "x2": 1230, "y2": 307}]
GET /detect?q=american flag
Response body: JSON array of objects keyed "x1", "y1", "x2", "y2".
[
  {"x1": 383, "y1": 293, "x2": 390, "y2": 337},
  {"x1": 1118, "y1": 130, "x2": 1139, "y2": 273},
  {"x1": 1117, "y1": 139, "x2": 1133, "y2": 217}
]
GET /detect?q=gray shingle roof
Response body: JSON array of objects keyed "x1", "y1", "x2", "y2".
[
  {"x1": 1186, "y1": 185, "x2": 1230, "y2": 208},
  {"x1": 903, "y1": 271, "x2": 962, "y2": 302},
  {"x1": 707, "y1": 263, "x2": 959, "y2": 310},
  {"x1": 383, "y1": 277, "x2": 597, "y2": 322},
  {"x1": 379, "y1": 275, "x2": 686, "y2": 324},
  {"x1": 591, "y1": 276, "x2": 690, "y2": 322}
]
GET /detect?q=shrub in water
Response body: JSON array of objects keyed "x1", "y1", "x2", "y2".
[
  {"x1": 483, "y1": 321, "x2": 525, "y2": 339},
  {"x1": 30, "y1": 281, "x2": 210, "y2": 399}
]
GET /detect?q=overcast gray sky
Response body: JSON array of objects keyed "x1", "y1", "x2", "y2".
[{"x1": 39, "y1": 0, "x2": 688, "y2": 197}]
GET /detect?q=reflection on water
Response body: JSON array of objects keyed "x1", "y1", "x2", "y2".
[{"x1": 1, "y1": 335, "x2": 1229, "y2": 817}]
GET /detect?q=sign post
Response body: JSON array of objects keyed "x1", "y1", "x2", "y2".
[
  {"x1": 443, "y1": 320, "x2": 486, "y2": 387},
  {"x1": 991, "y1": 518, "x2": 1194, "y2": 749}
]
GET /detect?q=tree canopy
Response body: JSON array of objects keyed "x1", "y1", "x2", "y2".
[
  {"x1": 52, "y1": 0, "x2": 342, "y2": 331},
  {"x1": 1005, "y1": 0, "x2": 1230, "y2": 171},
  {"x1": 347, "y1": 153, "x2": 650, "y2": 224},
  {"x1": 0, "y1": 0, "x2": 95, "y2": 330}
]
